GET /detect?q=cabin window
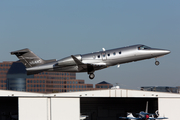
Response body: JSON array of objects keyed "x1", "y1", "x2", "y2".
[
  {"x1": 98, "y1": 55, "x2": 100, "y2": 58},
  {"x1": 108, "y1": 53, "x2": 110, "y2": 56},
  {"x1": 119, "y1": 51, "x2": 121, "y2": 54},
  {"x1": 93, "y1": 55, "x2": 96, "y2": 59},
  {"x1": 113, "y1": 52, "x2": 116, "y2": 55},
  {"x1": 138, "y1": 45, "x2": 151, "y2": 50}
]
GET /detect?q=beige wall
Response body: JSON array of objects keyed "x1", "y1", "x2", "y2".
[
  {"x1": 18, "y1": 97, "x2": 80, "y2": 120},
  {"x1": 158, "y1": 98, "x2": 180, "y2": 120}
]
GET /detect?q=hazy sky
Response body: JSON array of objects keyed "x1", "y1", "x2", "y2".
[{"x1": 0, "y1": 1, "x2": 179, "y2": 89}]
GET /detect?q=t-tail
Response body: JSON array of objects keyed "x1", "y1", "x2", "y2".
[{"x1": 11, "y1": 48, "x2": 56, "y2": 74}]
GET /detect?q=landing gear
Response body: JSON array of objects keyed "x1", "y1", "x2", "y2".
[
  {"x1": 89, "y1": 73, "x2": 95, "y2": 79},
  {"x1": 155, "y1": 58, "x2": 160, "y2": 66},
  {"x1": 155, "y1": 61, "x2": 160, "y2": 66}
]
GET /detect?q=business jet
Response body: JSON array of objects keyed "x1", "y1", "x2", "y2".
[{"x1": 11, "y1": 44, "x2": 170, "y2": 79}]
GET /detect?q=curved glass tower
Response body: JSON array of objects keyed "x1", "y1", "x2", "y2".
[{"x1": 7, "y1": 62, "x2": 33, "y2": 91}]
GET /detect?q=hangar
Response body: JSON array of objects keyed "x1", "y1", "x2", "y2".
[{"x1": 0, "y1": 88, "x2": 180, "y2": 120}]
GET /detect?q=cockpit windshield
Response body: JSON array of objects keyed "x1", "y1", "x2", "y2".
[{"x1": 138, "y1": 45, "x2": 151, "y2": 50}]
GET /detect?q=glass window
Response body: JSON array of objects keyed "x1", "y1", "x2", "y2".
[
  {"x1": 108, "y1": 53, "x2": 110, "y2": 56},
  {"x1": 43, "y1": 85, "x2": 45, "y2": 87},
  {"x1": 98, "y1": 55, "x2": 100, "y2": 58},
  {"x1": 138, "y1": 45, "x2": 151, "y2": 50},
  {"x1": 119, "y1": 51, "x2": 121, "y2": 54},
  {"x1": 43, "y1": 80, "x2": 45, "y2": 83},
  {"x1": 43, "y1": 89, "x2": 45, "y2": 91},
  {"x1": 113, "y1": 52, "x2": 116, "y2": 55}
]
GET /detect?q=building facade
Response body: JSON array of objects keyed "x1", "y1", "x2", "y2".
[
  {"x1": 0, "y1": 61, "x2": 96, "y2": 93},
  {"x1": 95, "y1": 81, "x2": 113, "y2": 89},
  {"x1": 0, "y1": 61, "x2": 12, "y2": 90}
]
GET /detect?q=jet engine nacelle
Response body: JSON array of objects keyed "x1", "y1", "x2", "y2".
[{"x1": 57, "y1": 54, "x2": 82, "y2": 66}]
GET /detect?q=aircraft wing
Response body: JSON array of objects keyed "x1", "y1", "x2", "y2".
[
  {"x1": 148, "y1": 117, "x2": 168, "y2": 119},
  {"x1": 71, "y1": 55, "x2": 106, "y2": 71},
  {"x1": 119, "y1": 117, "x2": 142, "y2": 119}
]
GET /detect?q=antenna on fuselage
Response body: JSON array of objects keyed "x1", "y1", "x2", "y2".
[{"x1": 102, "y1": 48, "x2": 105, "y2": 51}]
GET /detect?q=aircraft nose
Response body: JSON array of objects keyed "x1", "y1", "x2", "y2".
[
  {"x1": 163, "y1": 50, "x2": 171, "y2": 54},
  {"x1": 151, "y1": 49, "x2": 171, "y2": 57}
]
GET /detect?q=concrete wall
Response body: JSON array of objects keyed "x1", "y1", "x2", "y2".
[
  {"x1": 19, "y1": 97, "x2": 80, "y2": 120},
  {"x1": 51, "y1": 98, "x2": 80, "y2": 120},
  {"x1": 158, "y1": 98, "x2": 180, "y2": 120},
  {"x1": 19, "y1": 98, "x2": 48, "y2": 120}
]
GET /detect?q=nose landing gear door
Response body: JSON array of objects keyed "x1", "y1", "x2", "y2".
[{"x1": 102, "y1": 52, "x2": 107, "y2": 61}]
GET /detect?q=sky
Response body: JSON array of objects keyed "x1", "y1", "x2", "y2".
[{"x1": 0, "y1": 0, "x2": 180, "y2": 89}]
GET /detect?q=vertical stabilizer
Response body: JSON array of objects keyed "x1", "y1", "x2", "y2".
[
  {"x1": 11, "y1": 48, "x2": 45, "y2": 68},
  {"x1": 145, "y1": 101, "x2": 148, "y2": 113}
]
